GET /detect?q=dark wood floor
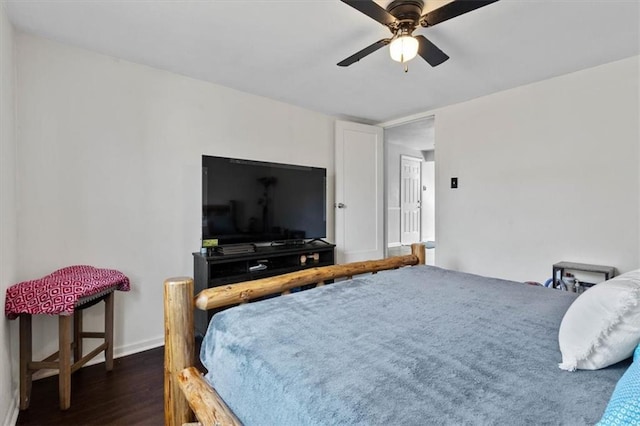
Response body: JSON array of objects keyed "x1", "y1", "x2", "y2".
[{"x1": 16, "y1": 347, "x2": 164, "y2": 425}]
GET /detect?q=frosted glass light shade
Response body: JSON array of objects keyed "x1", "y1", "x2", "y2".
[{"x1": 389, "y1": 36, "x2": 419, "y2": 63}]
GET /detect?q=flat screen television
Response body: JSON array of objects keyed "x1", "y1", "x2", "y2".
[{"x1": 202, "y1": 155, "x2": 327, "y2": 246}]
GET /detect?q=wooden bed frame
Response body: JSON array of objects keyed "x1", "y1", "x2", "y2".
[{"x1": 163, "y1": 243, "x2": 426, "y2": 426}]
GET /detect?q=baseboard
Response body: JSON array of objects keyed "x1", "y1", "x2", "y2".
[
  {"x1": 31, "y1": 336, "x2": 164, "y2": 381},
  {"x1": 116, "y1": 336, "x2": 164, "y2": 358},
  {"x1": 387, "y1": 242, "x2": 402, "y2": 248},
  {"x1": 3, "y1": 389, "x2": 18, "y2": 426}
]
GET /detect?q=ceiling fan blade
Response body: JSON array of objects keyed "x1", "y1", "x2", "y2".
[
  {"x1": 341, "y1": 0, "x2": 397, "y2": 27},
  {"x1": 421, "y1": 0, "x2": 499, "y2": 27},
  {"x1": 337, "y1": 39, "x2": 391, "y2": 67},
  {"x1": 415, "y1": 35, "x2": 449, "y2": 67}
]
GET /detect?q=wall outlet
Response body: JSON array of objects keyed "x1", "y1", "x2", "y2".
[{"x1": 451, "y1": 177, "x2": 458, "y2": 189}]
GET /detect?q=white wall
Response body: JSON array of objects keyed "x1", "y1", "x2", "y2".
[
  {"x1": 421, "y1": 159, "x2": 435, "y2": 242},
  {"x1": 435, "y1": 56, "x2": 640, "y2": 283},
  {"x1": 0, "y1": 4, "x2": 18, "y2": 425},
  {"x1": 15, "y1": 34, "x2": 336, "y2": 364}
]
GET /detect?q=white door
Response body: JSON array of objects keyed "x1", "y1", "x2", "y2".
[
  {"x1": 335, "y1": 120, "x2": 384, "y2": 264},
  {"x1": 400, "y1": 155, "x2": 421, "y2": 245}
]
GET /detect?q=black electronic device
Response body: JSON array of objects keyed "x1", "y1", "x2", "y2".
[{"x1": 202, "y1": 155, "x2": 327, "y2": 246}]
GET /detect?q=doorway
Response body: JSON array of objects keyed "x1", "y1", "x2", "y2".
[{"x1": 384, "y1": 116, "x2": 435, "y2": 263}]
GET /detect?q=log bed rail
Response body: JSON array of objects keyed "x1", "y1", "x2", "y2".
[{"x1": 164, "y1": 243, "x2": 426, "y2": 426}]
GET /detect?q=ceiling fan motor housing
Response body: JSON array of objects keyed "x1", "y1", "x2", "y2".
[{"x1": 387, "y1": 0, "x2": 424, "y2": 32}]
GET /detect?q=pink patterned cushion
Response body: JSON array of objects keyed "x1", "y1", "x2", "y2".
[{"x1": 5, "y1": 265, "x2": 130, "y2": 319}]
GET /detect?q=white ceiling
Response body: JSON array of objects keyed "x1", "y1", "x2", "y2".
[
  {"x1": 386, "y1": 117, "x2": 435, "y2": 151},
  {"x1": 4, "y1": 0, "x2": 640, "y2": 123}
]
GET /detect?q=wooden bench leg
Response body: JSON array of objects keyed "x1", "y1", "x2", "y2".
[
  {"x1": 18, "y1": 291, "x2": 116, "y2": 411},
  {"x1": 73, "y1": 310, "x2": 83, "y2": 363},
  {"x1": 59, "y1": 315, "x2": 72, "y2": 410},
  {"x1": 19, "y1": 314, "x2": 32, "y2": 410},
  {"x1": 105, "y1": 292, "x2": 114, "y2": 371}
]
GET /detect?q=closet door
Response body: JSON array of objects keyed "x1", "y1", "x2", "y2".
[{"x1": 335, "y1": 120, "x2": 384, "y2": 263}]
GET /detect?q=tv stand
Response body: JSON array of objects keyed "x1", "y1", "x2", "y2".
[{"x1": 193, "y1": 241, "x2": 336, "y2": 336}]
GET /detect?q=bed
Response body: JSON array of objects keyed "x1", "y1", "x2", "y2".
[{"x1": 163, "y1": 244, "x2": 633, "y2": 425}]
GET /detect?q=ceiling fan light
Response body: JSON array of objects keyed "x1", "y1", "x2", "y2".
[{"x1": 389, "y1": 35, "x2": 419, "y2": 63}]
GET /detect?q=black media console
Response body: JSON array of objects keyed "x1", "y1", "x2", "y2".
[{"x1": 193, "y1": 241, "x2": 336, "y2": 337}]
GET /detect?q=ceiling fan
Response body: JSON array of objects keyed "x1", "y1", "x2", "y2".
[{"x1": 338, "y1": 0, "x2": 499, "y2": 69}]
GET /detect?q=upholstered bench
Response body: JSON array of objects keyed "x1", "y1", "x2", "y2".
[{"x1": 4, "y1": 265, "x2": 130, "y2": 410}]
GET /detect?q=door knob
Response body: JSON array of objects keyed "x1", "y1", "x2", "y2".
[{"x1": 336, "y1": 203, "x2": 346, "y2": 209}]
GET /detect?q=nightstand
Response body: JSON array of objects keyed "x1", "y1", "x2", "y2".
[{"x1": 552, "y1": 261, "x2": 616, "y2": 289}]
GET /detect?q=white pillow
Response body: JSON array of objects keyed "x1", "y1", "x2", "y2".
[{"x1": 558, "y1": 269, "x2": 640, "y2": 371}]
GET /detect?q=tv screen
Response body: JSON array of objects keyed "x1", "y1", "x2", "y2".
[{"x1": 202, "y1": 155, "x2": 327, "y2": 245}]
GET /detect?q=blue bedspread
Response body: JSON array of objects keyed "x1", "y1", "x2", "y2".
[{"x1": 200, "y1": 265, "x2": 628, "y2": 425}]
